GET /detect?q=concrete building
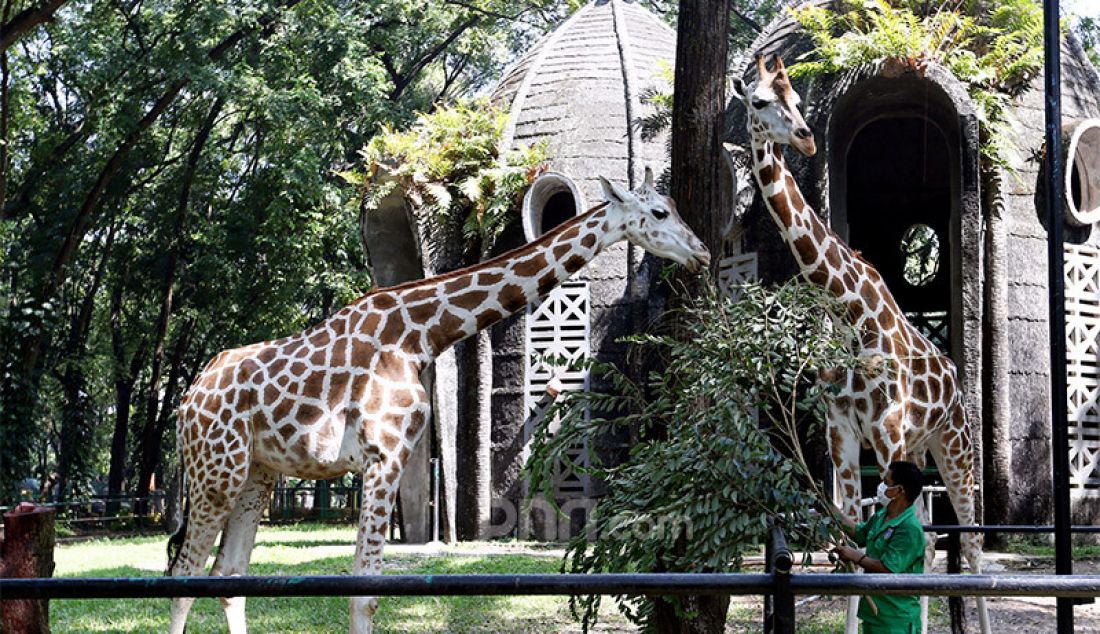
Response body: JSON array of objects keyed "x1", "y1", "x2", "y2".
[{"x1": 725, "y1": 1, "x2": 1100, "y2": 526}]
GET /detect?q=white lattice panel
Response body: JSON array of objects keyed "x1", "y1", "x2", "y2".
[
  {"x1": 1066, "y1": 243, "x2": 1100, "y2": 491},
  {"x1": 718, "y1": 251, "x2": 758, "y2": 300},
  {"x1": 524, "y1": 281, "x2": 590, "y2": 497}
]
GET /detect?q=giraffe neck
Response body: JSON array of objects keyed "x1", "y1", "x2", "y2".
[
  {"x1": 352, "y1": 203, "x2": 617, "y2": 367},
  {"x1": 749, "y1": 134, "x2": 904, "y2": 342}
]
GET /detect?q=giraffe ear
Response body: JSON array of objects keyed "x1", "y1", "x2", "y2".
[
  {"x1": 599, "y1": 176, "x2": 629, "y2": 204},
  {"x1": 730, "y1": 77, "x2": 747, "y2": 104}
]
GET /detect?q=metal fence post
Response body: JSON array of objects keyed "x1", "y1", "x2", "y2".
[
  {"x1": 947, "y1": 529, "x2": 966, "y2": 634},
  {"x1": 764, "y1": 526, "x2": 794, "y2": 634}
]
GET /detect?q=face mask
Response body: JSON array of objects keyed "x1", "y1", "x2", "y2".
[{"x1": 876, "y1": 481, "x2": 895, "y2": 506}]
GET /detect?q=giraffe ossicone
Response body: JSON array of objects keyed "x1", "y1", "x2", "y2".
[
  {"x1": 733, "y1": 54, "x2": 990, "y2": 634},
  {"x1": 166, "y1": 166, "x2": 709, "y2": 634}
]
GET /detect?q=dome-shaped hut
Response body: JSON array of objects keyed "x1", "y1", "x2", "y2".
[
  {"x1": 358, "y1": 0, "x2": 677, "y2": 542},
  {"x1": 723, "y1": 1, "x2": 1100, "y2": 526},
  {"x1": 485, "y1": 0, "x2": 676, "y2": 539}
]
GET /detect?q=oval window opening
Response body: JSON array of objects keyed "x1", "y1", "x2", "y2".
[
  {"x1": 900, "y1": 224, "x2": 940, "y2": 287},
  {"x1": 522, "y1": 172, "x2": 585, "y2": 241},
  {"x1": 541, "y1": 191, "x2": 576, "y2": 234},
  {"x1": 1065, "y1": 119, "x2": 1100, "y2": 226}
]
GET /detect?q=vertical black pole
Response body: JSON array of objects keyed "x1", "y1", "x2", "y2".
[
  {"x1": 1043, "y1": 0, "x2": 1074, "y2": 632},
  {"x1": 947, "y1": 530, "x2": 966, "y2": 634},
  {"x1": 764, "y1": 532, "x2": 774, "y2": 633}
]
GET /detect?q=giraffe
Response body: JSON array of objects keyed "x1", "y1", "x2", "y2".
[
  {"x1": 729, "y1": 55, "x2": 990, "y2": 633},
  {"x1": 166, "y1": 167, "x2": 709, "y2": 634}
]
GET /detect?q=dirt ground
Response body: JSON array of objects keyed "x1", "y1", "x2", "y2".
[{"x1": 729, "y1": 551, "x2": 1100, "y2": 633}]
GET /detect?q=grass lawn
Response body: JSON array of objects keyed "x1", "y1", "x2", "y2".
[{"x1": 51, "y1": 523, "x2": 851, "y2": 632}]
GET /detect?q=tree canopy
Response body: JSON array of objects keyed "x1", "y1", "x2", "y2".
[{"x1": 0, "y1": 0, "x2": 578, "y2": 504}]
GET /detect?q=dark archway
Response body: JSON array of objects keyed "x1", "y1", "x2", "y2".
[
  {"x1": 846, "y1": 117, "x2": 953, "y2": 352},
  {"x1": 541, "y1": 191, "x2": 578, "y2": 234}
]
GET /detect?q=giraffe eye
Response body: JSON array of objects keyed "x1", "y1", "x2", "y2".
[
  {"x1": 650, "y1": 207, "x2": 669, "y2": 220},
  {"x1": 752, "y1": 98, "x2": 769, "y2": 109}
]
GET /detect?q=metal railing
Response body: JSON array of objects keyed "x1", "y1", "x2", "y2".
[{"x1": 4, "y1": 523, "x2": 1100, "y2": 633}]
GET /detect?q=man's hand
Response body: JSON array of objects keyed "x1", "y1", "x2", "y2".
[
  {"x1": 833, "y1": 545, "x2": 891, "y2": 573},
  {"x1": 833, "y1": 544, "x2": 863, "y2": 565}
]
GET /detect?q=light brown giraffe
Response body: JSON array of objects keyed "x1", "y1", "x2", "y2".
[
  {"x1": 166, "y1": 168, "x2": 709, "y2": 634},
  {"x1": 730, "y1": 55, "x2": 990, "y2": 633}
]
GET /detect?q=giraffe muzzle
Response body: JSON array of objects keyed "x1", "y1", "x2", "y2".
[{"x1": 685, "y1": 249, "x2": 711, "y2": 274}]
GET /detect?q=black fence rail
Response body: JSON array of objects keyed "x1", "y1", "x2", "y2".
[{"x1": 3, "y1": 572, "x2": 1100, "y2": 600}]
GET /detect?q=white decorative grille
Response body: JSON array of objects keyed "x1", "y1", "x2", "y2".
[
  {"x1": 718, "y1": 251, "x2": 758, "y2": 300},
  {"x1": 1065, "y1": 243, "x2": 1100, "y2": 492},
  {"x1": 524, "y1": 280, "x2": 590, "y2": 497}
]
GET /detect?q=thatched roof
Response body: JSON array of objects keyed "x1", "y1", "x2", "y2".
[{"x1": 491, "y1": 0, "x2": 675, "y2": 201}]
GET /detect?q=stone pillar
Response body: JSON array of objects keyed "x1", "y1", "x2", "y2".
[{"x1": 2, "y1": 503, "x2": 56, "y2": 634}]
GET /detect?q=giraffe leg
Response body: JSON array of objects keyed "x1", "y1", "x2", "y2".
[
  {"x1": 168, "y1": 493, "x2": 236, "y2": 634},
  {"x1": 349, "y1": 458, "x2": 403, "y2": 634},
  {"x1": 907, "y1": 448, "x2": 933, "y2": 634},
  {"x1": 825, "y1": 407, "x2": 863, "y2": 634},
  {"x1": 929, "y1": 408, "x2": 990, "y2": 634},
  {"x1": 210, "y1": 466, "x2": 277, "y2": 634}
]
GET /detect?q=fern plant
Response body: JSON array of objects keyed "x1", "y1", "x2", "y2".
[
  {"x1": 353, "y1": 99, "x2": 547, "y2": 255},
  {"x1": 789, "y1": 0, "x2": 1044, "y2": 167}
]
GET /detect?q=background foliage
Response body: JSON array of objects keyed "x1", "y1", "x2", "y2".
[
  {"x1": 789, "y1": 0, "x2": 1044, "y2": 166},
  {"x1": 0, "y1": 0, "x2": 579, "y2": 505},
  {"x1": 356, "y1": 99, "x2": 548, "y2": 259},
  {"x1": 525, "y1": 279, "x2": 857, "y2": 631}
]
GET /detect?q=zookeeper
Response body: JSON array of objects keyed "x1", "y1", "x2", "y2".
[{"x1": 834, "y1": 460, "x2": 927, "y2": 634}]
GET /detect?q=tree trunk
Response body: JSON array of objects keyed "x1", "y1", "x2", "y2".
[
  {"x1": 457, "y1": 330, "x2": 493, "y2": 539},
  {"x1": 106, "y1": 279, "x2": 147, "y2": 516},
  {"x1": 56, "y1": 222, "x2": 117, "y2": 503},
  {"x1": 652, "y1": 595, "x2": 732, "y2": 634},
  {"x1": 660, "y1": 0, "x2": 732, "y2": 630},
  {"x1": 669, "y1": 0, "x2": 730, "y2": 263},
  {"x1": 1, "y1": 503, "x2": 56, "y2": 634},
  {"x1": 134, "y1": 97, "x2": 221, "y2": 515}
]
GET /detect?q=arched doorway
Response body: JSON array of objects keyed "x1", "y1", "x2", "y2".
[{"x1": 827, "y1": 72, "x2": 983, "y2": 523}]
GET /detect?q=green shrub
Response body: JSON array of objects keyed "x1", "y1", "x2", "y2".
[
  {"x1": 353, "y1": 99, "x2": 547, "y2": 255},
  {"x1": 525, "y1": 279, "x2": 858, "y2": 631}
]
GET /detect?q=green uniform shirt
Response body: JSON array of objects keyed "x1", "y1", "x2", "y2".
[{"x1": 854, "y1": 504, "x2": 925, "y2": 633}]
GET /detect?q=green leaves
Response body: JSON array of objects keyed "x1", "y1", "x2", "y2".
[
  {"x1": 789, "y1": 0, "x2": 1044, "y2": 169},
  {"x1": 358, "y1": 98, "x2": 547, "y2": 254},
  {"x1": 524, "y1": 278, "x2": 856, "y2": 631}
]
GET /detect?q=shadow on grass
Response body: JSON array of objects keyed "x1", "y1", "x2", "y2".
[
  {"x1": 252, "y1": 538, "x2": 357, "y2": 549},
  {"x1": 52, "y1": 553, "x2": 566, "y2": 633}
]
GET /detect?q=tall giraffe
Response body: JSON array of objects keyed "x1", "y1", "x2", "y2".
[
  {"x1": 166, "y1": 168, "x2": 709, "y2": 634},
  {"x1": 730, "y1": 55, "x2": 990, "y2": 633}
]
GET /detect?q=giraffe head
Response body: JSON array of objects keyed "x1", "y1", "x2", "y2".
[
  {"x1": 732, "y1": 55, "x2": 816, "y2": 157},
  {"x1": 598, "y1": 167, "x2": 711, "y2": 273}
]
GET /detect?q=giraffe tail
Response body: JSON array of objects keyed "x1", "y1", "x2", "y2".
[{"x1": 166, "y1": 495, "x2": 190, "y2": 576}]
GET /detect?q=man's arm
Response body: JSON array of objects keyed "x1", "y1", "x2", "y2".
[{"x1": 835, "y1": 546, "x2": 893, "y2": 573}]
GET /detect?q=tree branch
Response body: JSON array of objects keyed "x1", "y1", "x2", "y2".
[
  {"x1": 730, "y1": 6, "x2": 761, "y2": 34},
  {"x1": 390, "y1": 15, "x2": 480, "y2": 100},
  {"x1": 0, "y1": 0, "x2": 71, "y2": 53}
]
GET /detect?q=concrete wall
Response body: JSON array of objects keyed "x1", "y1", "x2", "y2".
[{"x1": 996, "y1": 36, "x2": 1100, "y2": 525}]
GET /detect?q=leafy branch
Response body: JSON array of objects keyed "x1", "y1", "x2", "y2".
[
  {"x1": 353, "y1": 98, "x2": 547, "y2": 257},
  {"x1": 524, "y1": 278, "x2": 859, "y2": 631}
]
